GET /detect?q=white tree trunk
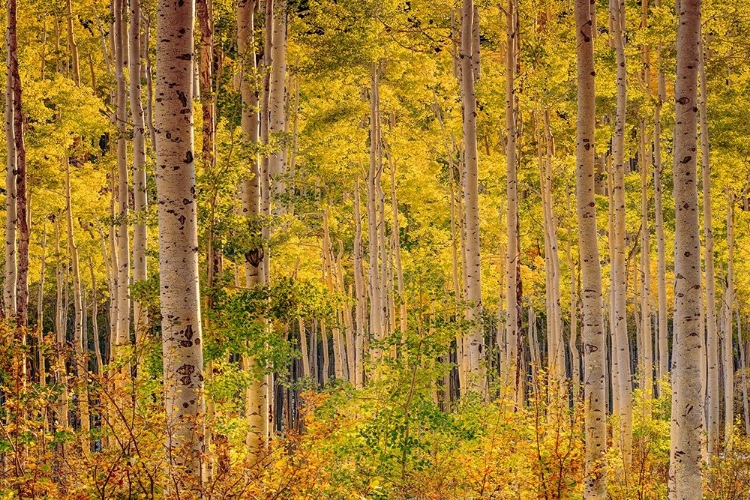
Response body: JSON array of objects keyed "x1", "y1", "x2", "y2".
[
  {"x1": 113, "y1": 0, "x2": 130, "y2": 351},
  {"x1": 4, "y1": 29, "x2": 17, "y2": 319},
  {"x1": 575, "y1": 0, "x2": 607, "y2": 495},
  {"x1": 723, "y1": 191, "x2": 735, "y2": 446},
  {"x1": 155, "y1": 0, "x2": 205, "y2": 486},
  {"x1": 609, "y1": 0, "x2": 633, "y2": 467},
  {"x1": 669, "y1": 0, "x2": 703, "y2": 496},
  {"x1": 130, "y1": 0, "x2": 149, "y2": 339},
  {"x1": 460, "y1": 0, "x2": 484, "y2": 394},
  {"x1": 699, "y1": 35, "x2": 720, "y2": 458}
]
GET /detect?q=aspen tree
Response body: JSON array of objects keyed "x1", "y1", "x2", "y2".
[
  {"x1": 268, "y1": 0, "x2": 287, "y2": 207},
  {"x1": 575, "y1": 0, "x2": 607, "y2": 494},
  {"x1": 566, "y1": 192, "x2": 580, "y2": 392},
  {"x1": 504, "y1": 0, "x2": 519, "y2": 401},
  {"x1": 237, "y1": 0, "x2": 268, "y2": 455},
  {"x1": 113, "y1": 0, "x2": 130, "y2": 350},
  {"x1": 699, "y1": 32, "x2": 720, "y2": 458},
  {"x1": 65, "y1": 159, "x2": 89, "y2": 454},
  {"x1": 4, "y1": 23, "x2": 17, "y2": 319},
  {"x1": 723, "y1": 191, "x2": 735, "y2": 446},
  {"x1": 610, "y1": 0, "x2": 633, "y2": 467},
  {"x1": 669, "y1": 0, "x2": 704, "y2": 496},
  {"x1": 89, "y1": 257, "x2": 103, "y2": 375},
  {"x1": 739, "y1": 312, "x2": 749, "y2": 435},
  {"x1": 541, "y1": 110, "x2": 564, "y2": 389},
  {"x1": 460, "y1": 0, "x2": 484, "y2": 393},
  {"x1": 37, "y1": 226, "x2": 46, "y2": 385},
  {"x1": 639, "y1": 120, "x2": 653, "y2": 401},
  {"x1": 130, "y1": 0, "x2": 149, "y2": 337},
  {"x1": 353, "y1": 177, "x2": 366, "y2": 387},
  {"x1": 9, "y1": 0, "x2": 29, "y2": 328},
  {"x1": 66, "y1": 0, "x2": 80, "y2": 86},
  {"x1": 155, "y1": 0, "x2": 206, "y2": 486},
  {"x1": 368, "y1": 64, "x2": 384, "y2": 361},
  {"x1": 654, "y1": 0, "x2": 669, "y2": 389}
]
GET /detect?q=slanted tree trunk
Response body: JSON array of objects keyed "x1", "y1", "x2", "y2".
[
  {"x1": 460, "y1": 0, "x2": 483, "y2": 394},
  {"x1": 130, "y1": 0, "x2": 148, "y2": 339},
  {"x1": 155, "y1": 0, "x2": 206, "y2": 487},
  {"x1": 575, "y1": 0, "x2": 607, "y2": 495},
  {"x1": 609, "y1": 0, "x2": 633, "y2": 468},
  {"x1": 668, "y1": 0, "x2": 703, "y2": 496}
]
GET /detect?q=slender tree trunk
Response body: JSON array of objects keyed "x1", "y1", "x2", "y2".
[
  {"x1": 640, "y1": 119, "x2": 653, "y2": 403},
  {"x1": 66, "y1": 0, "x2": 80, "y2": 86},
  {"x1": 502, "y1": 0, "x2": 520, "y2": 403},
  {"x1": 37, "y1": 226, "x2": 46, "y2": 385},
  {"x1": 575, "y1": 0, "x2": 607, "y2": 494},
  {"x1": 238, "y1": 0, "x2": 268, "y2": 455},
  {"x1": 699, "y1": 34, "x2": 720, "y2": 459},
  {"x1": 653, "y1": 0, "x2": 669, "y2": 388},
  {"x1": 130, "y1": 0, "x2": 149, "y2": 339},
  {"x1": 9, "y1": 0, "x2": 29, "y2": 329},
  {"x1": 113, "y1": 0, "x2": 130, "y2": 352},
  {"x1": 268, "y1": 0, "x2": 287, "y2": 209},
  {"x1": 353, "y1": 177, "x2": 366, "y2": 387},
  {"x1": 65, "y1": 158, "x2": 89, "y2": 455},
  {"x1": 368, "y1": 64, "x2": 384, "y2": 362},
  {"x1": 4, "y1": 26, "x2": 17, "y2": 319},
  {"x1": 566, "y1": 193, "x2": 580, "y2": 393},
  {"x1": 723, "y1": 191, "x2": 735, "y2": 446},
  {"x1": 668, "y1": 0, "x2": 703, "y2": 496},
  {"x1": 460, "y1": 0, "x2": 484, "y2": 394},
  {"x1": 738, "y1": 313, "x2": 749, "y2": 435},
  {"x1": 89, "y1": 257, "x2": 103, "y2": 375},
  {"x1": 155, "y1": 0, "x2": 206, "y2": 487},
  {"x1": 609, "y1": 0, "x2": 633, "y2": 468}
]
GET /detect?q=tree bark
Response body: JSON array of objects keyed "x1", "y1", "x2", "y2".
[
  {"x1": 114, "y1": 0, "x2": 130, "y2": 351},
  {"x1": 723, "y1": 191, "x2": 735, "y2": 446},
  {"x1": 609, "y1": 0, "x2": 633, "y2": 468},
  {"x1": 9, "y1": 0, "x2": 29, "y2": 328},
  {"x1": 155, "y1": 0, "x2": 206, "y2": 487},
  {"x1": 699, "y1": 33, "x2": 720, "y2": 459},
  {"x1": 653, "y1": 0, "x2": 669, "y2": 389},
  {"x1": 460, "y1": 0, "x2": 484, "y2": 394},
  {"x1": 130, "y1": 0, "x2": 149, "y2": 339},
  {"x1": 639, "y1": 119, "x2": 653, "y2": 402},
  {"x1": 575, "y1": 0, "x2": 607, "y2": 495},
  {"x1": 668, "y1": 0, "x2": 703, "y2": 496},
  {"x1": 4, "y1": 24, "x2": 17, "y2": 319}
]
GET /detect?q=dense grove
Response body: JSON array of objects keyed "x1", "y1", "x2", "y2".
[{"x1": 0, "y1": 0, "x2": 749, "y2": 497}]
